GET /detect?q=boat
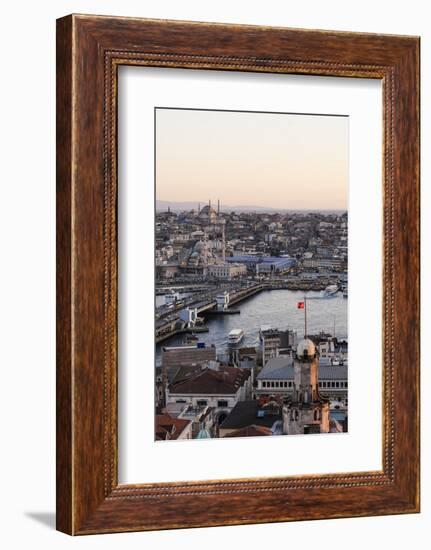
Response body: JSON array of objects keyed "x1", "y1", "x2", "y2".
[
  {"x1": 228, "y1": 328, "x2": 244, "y2": 346},
  {"x1": 324, "y1": 284, "x2": 339, "y2": 296}
]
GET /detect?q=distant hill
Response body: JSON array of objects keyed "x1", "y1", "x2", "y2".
[{"x1": 156, "y1": 199, "x2": 345, "y2": 214}]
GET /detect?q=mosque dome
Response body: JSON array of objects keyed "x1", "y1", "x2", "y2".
[
  {"x1": 199, "y1": 205, "x2": 217, "y2": 215},
  {"x1": 296, "y1": 338, "x2": 316, "y2": 359},
  {"x1": 198, "y1": 204, "x2": 218, "y2": 221}
]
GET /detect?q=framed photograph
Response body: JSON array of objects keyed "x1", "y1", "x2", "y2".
[{"x1": 56, "y1": 14, "x2": 420, "y2": 535}]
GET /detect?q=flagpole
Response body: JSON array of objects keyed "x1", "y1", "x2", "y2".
[{"x1": 304, "y1": 295, "x2": 307, "y2": 338}]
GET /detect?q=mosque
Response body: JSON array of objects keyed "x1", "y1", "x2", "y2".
[{"x1": 180, "y1": 200, "x2": 229, "y2": 276}]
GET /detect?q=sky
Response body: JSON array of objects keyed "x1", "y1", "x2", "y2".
[{"x1": 155, "y1": 108, "x2": 348, "y2": 210}]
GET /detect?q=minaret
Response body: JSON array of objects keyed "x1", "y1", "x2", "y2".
[
  {"x1": 282, "y1": 339, "x2": 330, "y2": 435},
  {"x1": 217, "y1": 199, "x2": 220, "y2": 216},
  {"x1": 203, "y1": 229, "x2": 208, "y2": 265}
]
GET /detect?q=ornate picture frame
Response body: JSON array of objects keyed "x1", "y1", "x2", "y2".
[{"x1": 56, "y1": 14, "x2": 420, "y2": 534}]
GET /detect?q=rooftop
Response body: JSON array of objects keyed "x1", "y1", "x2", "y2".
[
  {"x1": 155, "y1": 414, "x2": 191, "y2": 441},
  {"x1": 223, "y1": 425, "x2": 273, "y2": 438},
  {"x1": 257, "y1": 357, "x2": 347, "y2": 381},
  {"x1": 169, "y1": 366, "x2": 251, "y2": 395},
  {"x1": 220, "y1": 400, "x2": 281, "y2": 430}
]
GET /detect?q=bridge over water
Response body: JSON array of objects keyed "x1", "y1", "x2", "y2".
[{"x1": 155, "y1": 282, "x2": 268, "y2": 343}]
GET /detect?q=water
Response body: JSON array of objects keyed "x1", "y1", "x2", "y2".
[{"x1": 156, "y1": 289, "x2": 347, "y2": 362}]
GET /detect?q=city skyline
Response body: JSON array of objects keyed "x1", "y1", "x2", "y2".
[
  {"x1": 156, "y1": 108, "x2": 349, "y2": 210},
  {"x1": 156, "y1": 198, "x2": 347, "y2": 213}
]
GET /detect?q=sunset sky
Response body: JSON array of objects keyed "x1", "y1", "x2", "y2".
[{"x1": 155, "y1": 107, "x2": 348, "y2": 210}]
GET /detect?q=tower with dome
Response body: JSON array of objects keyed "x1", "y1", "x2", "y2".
[{"x1": 282, "y1": 338, "x2": 330, "y2": 435}]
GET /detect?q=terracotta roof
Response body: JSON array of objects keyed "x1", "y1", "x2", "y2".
[
  {"x1": 155, "y1": 413, "x2": 191, "y2": 441},
  {"x1": 169, "y1": 366, "x2": 250, "y2": 395},
  {"x1": 169, "y1": 364, "x2": 203, "y2": 385},
  {"x1": 224, "y1": 425, "x2": 273, "y2": 438}
]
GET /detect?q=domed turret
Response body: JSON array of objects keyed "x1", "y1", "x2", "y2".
[{"x1": 296, "y1": 338, "x2": 316, "y2": 359}]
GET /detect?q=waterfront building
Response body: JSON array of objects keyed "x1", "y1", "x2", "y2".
[
  {"x1": 302, "y1": 256, "x2": 346, "y2": 270},
  {"x1": 256, "y1": 256, "x2": 296, "y2": 274},
  {"x1": 207, "y1": 262, "x2": 247, "y2": 279},
  {"x1": 282, "y1": 339, "x2": 330, "y2": 435},
  {"x1": 259, "y1": 326, "x2": 297, "y2": 365},
  {"x1": 226, "y1": 254, "x2": 296, "y2": 274}
]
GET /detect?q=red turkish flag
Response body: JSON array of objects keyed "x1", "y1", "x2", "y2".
[{"x1": 297, "y1": 301, "x2": 305, "y2": 309}]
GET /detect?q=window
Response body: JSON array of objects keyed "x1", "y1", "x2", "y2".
[
  {"x1": 289, "y1": 381, "x2": 292, "y2": 387},
  {"x1": 262, "y1": 381, "x2": 266, "y2": 388},
  {"x1": 217, "y1": 400, "x2": 228, "y2": 408},
  {"x1": 336, "y1": 382, "x2": 340, "y2": 388},
  {"x1": 197, "y1": 400, "x2": 207, "y2": 406}
]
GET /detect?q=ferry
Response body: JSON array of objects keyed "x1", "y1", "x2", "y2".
[
  {"x1": 228, "y1": 328, "x2": 244, "y2": 346},
  {"x1": 324, "y1": 284, "x2": 339, "y2": 296}
]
